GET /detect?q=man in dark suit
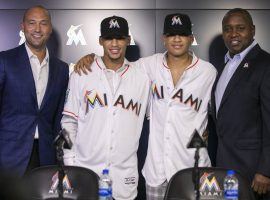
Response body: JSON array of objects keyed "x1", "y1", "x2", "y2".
[
  {"x1": 0, "y1": 5, "x2": 69, "y2": 176},
  {"x1": 209, "y1": 8, "x2": 270, "y2": 199}
]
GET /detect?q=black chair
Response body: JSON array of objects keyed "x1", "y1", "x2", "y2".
[
  {"x1": 0, "y1": 169, "x2": 28, "y2": 200},
  {"x1": 164, "y1": 167, "x2": 255, "y2": 200},
  {"x1": 23, "y1": 165, "x2": 99, "y2": 200}
]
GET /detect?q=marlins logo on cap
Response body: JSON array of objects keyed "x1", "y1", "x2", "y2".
[
  {"x1": 163, "y1": 13, "x2": 192, "y2": 36},
  {"x1": 101, "y1": 15, "x2": 129, "y2": 38},
  {"x1": 109, "y1": 19, "x2": 120, "y2": 28},
  {"x1": 172, "y1": 16, "x2": 182, "y2": 25}
]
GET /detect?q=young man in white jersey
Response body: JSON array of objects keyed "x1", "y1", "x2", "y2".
[
  {"x1": 74, "y1": 13, "x2": 217, "y2": 200},
  {"x1": 61, "y1": 16, "x2": 150, "y2": 200}
]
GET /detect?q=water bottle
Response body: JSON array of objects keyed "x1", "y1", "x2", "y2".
[
  {"x1": 223, "y1": 170, "x2": 239, "y2": 200},
  {"x1": 99, "y1": 169, "x2": 112, "y2": 200}
]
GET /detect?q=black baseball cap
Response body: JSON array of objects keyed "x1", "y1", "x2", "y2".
[
  {"x1": 100, "y1": 15, "x2": 129, "y2": 38},
  {"x1": 163, "y1": 13, "x2": 192, "y2": 36}
]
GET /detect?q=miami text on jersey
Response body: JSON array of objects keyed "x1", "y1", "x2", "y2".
[
  {"x1": 85, "y1": 90, "x2": 142, "y2": 116},
  {"x1": 152, "y1": 84, "x2": 202, "y2": 112}
]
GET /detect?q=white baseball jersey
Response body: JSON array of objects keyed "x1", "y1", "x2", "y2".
[
  {"x1": 134, "y1": 52, "x2": 217, "y2": 187},
  {"x1": 62, "y1": 56, "x2": 150, "y2": 200}
]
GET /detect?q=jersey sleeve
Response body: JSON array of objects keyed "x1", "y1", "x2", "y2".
[
  {"x1": 61, "y1": 72, "x2": 81, "y2": 166},
  {"x1": 62, "y1": 72, "x2": 80, "y2": 119},
  {"x1": 61, "y1": 115, "x2": 77, "y2": 166}
]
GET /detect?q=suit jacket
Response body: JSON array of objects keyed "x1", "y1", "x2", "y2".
[
  {"x1": 0, "y1": 44, "x2": 69, "y2": 175},
  {"x1": 209, "y1": 44, "x2": 270, "y2": 183}
]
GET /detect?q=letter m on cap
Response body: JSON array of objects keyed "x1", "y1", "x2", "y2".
[
  {"x1": 172, "y1": 16, "x2": 182, "y2": 25},
  {"x1": 109, "y1": 19, "x2": 120, "y2": 28}
]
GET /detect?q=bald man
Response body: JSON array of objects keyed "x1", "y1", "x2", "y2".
[{"x1": 0, "y1": 5, "x2": 69, "y2": 175}]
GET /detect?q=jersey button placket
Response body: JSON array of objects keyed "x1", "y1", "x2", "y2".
[
  {"x1": 164, "y1": 127, "x2": 169, "y2": 158},
  {"x1": 107, "y1": 108, "x2": 116, "y2": 168},
  {"x1": 165, "y1": 70, "x2": 173, "y2": 93},
  {"x1": 164, "y1": 104, "x2": 173, "y2": 161},
  {"x1": 112, "y1": 110, "x2": 116, "y2": 116}
]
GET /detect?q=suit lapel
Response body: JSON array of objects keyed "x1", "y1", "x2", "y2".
[
  {"x1": 40, "y1": 57, "x2": 57, "y2": 110},
  {"x1": 211, "y1": 62, "x2": 227, "y2": 121},
  {"x1": 18, "y1": 45, "x2": 38, "y2": 107},
  {"x1": 217, "y1": 44, "x2": 261, "y2": 114}
]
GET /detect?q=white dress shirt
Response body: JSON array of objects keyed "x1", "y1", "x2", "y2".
[
  {"x1": 25, "y1": 43, "x2": 49, "y2": 138},
  {"x1": 215, "y1": 40, "x2": 257, "y2": 113}
]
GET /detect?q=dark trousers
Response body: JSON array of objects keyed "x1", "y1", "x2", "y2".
[
  {"x1": 25, "y1": 139, "x2": 40, "y2": 174},
  {"x1": 254, "y1": 192, "x2": 270, "y2": 200}
]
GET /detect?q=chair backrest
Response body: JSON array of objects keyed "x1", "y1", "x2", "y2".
[
  {"x1": 23, "y1": 165, "x2": 99, "y2": 200},
  {"x1": 164, "y1": 167, "x2": 255, "y2": 200},
  {"x1": 0, "y1": 169, "x2": 28, "y2": 200}
]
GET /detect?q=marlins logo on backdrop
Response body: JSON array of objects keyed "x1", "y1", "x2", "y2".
[
  {"x1": 66, "y1": 24, "x2": 87, "y2": 46},
  {"x1": 19, "y1": 30, "x2": 26, "y2": 45}
]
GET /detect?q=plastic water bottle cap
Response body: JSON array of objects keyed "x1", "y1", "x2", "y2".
[
  {"x1": 227, "y1": 170, "x2": 235, "y2": 176},
  {"x1": 103, "y1": 169, "x2": 109, "y2": 175}
]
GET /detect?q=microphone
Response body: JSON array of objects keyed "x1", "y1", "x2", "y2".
[
  {"x1": 187, "y1": 129, "x2": 206, "y2": 149},
  {"x1": 53, "y1": 129, "x2": 73, "y2": 149}
]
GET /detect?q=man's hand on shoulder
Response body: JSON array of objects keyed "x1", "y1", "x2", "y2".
[{"x1": 74, "y1": 53, "x2": 95, "y2": 75}]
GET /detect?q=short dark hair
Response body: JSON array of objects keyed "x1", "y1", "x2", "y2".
[
  {"x1": 222, "y1": 8, "x2": 254, "y2": 26},
  {"x1": 23, "y1": 5, "x2": 51, "y2": 22}
]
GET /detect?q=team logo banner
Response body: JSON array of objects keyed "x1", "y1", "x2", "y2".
[
  {"x1": 49, "y1": 171, "x2": 73, "y2": 194},
  {"x1": 199, "y1": 172, "x2": 223, "y2": 199}
]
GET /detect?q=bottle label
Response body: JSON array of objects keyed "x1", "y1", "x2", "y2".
[
  {"x1": 225, "y1": 189, "x2": 238, "y2": 197},
  {"x1": 99, "y1": 188, "x2": 112, "y2": 197}
]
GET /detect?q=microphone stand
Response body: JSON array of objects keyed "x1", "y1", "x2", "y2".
[
  {"x1": 54, "y1": 129, "x2": 73, "y2": 200},
  {"x1": 55, "y1": 140, "x2": 65, "y2": 200},
  {"x1": 187, "y1": 129, "x2": 206, "y2": 200},
  {"x1": 193, "y1": 146, "x2": 200, "y2": 200}
]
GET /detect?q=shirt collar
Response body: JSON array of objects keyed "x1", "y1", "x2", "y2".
[
  {"x1": 96, "y1": 56, "x2": 129, "y2": 73},
  {"x1": 162, "y1": 51, "x2": 199, "y2": 70},
  {"x1": 224, "y1": 40, "x2": 257, "y2": 63},
  {"x1": 25, "y1": 43, "x2": 49, "y2": 63}
]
